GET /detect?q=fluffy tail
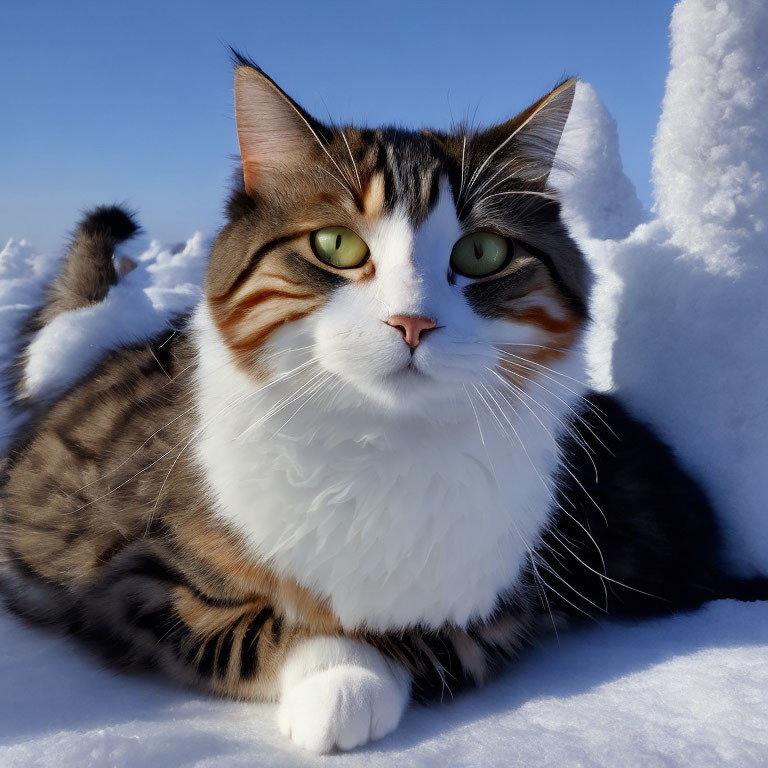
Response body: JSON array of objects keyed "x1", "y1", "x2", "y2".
[
  {"x1": 30, "y1": 205, "x2": 140, "y2": 330},
  {"x1": 9, "y1": 206, "x2": 140, "y2": 409}
]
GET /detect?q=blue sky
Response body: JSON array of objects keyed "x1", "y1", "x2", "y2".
[{"x1": 1, "y1": 0, "x2": 675, "y2": 252}]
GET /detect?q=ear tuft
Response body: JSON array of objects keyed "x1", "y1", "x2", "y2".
[{"x1": 228, "y1": 46, "x2": 261, "y2": 71}]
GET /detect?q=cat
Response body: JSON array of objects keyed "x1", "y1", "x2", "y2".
[{"x1": 0, "y1": 55, "x2": 758, "y2": 754}]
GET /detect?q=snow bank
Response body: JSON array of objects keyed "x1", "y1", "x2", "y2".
[
  {"x1": 2, "y1": 0, "x2": 768, "y2": 763},
  {"x1": 0, "y1": 239, "x2": 58, "y2": 451},
  {"x1": 0, "y1": 235, "x2": 207, "y2": 453},
  {"x1": 23, "y1": 234, "x2": 207, "y2": 403},
  {"x1": 553, "y1": 81, "x2": 647, "y2": 242},
  {"x1": 566, "y1": 0, "x2": 768, "y2": 573}
]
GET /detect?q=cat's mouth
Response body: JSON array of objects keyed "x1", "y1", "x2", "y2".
[{"x1": 388, "y1": 359, "x2": 431, "y2": 380}]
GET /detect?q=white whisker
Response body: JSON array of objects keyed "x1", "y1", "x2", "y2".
[{"x1": 339, "y1": 128, "x2": 362, "y2": 193}]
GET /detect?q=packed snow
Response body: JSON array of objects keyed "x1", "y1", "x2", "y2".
[{"x1": 1, "y1": 0, "x2": 767, "y2": 764}]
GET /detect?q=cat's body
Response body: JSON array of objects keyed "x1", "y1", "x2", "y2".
[{"x1": 0, "y1": 60, "x2": 745, "y2": 753}]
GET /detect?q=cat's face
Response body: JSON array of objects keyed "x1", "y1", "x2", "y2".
[{"x1": 205, "y1": 63, "x2": 589, "y2": 414}]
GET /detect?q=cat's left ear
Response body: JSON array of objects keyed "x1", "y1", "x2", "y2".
[
  {"x1": 234, "y1": 61, "x2": 324, "y2": 195},
  {"x1": 480, "y1": 78, "x2": 577, "y2": 182}
]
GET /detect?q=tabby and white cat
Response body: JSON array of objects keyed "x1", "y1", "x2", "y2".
[{"x1": 0, "y1": 57, "x2": 739, "y2": 753}]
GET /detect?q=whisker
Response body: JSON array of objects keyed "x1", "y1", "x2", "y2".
[
  {"x1": 319, "y1": 166, "x2": 356, "y2": 196},
  {"x1": 338, "y1": 128, "x2": 362, "y2": 193},
  {"x1": 281, "y1": 100, "x2": 357, "y2": 199},
  {"x1": 488, "y1": 377, "x2": 609, "y2": 576},
  {"x1": 528, "y1": 553, "x2": 560, "y2": 635},
  {"x1": 532, "y1": 546, "x2": 606, "y2": 617},
  {"x1": 479, "y1": 373, "x2": 610, "y2": 594},
  {"x1": 462, "y1": 103, "x2": 560, "y2": 204},
  {"x1": 67, "y1": 357, "x2": 321, "y2": 519},
  {"x1": 457, "y1": 134, "x2": 468, "y2": 202},
  {"x1": 267, "y1": 372, "x2": 333, "y2": 438},
  {"x1": 494, "y1": 367, "x2": 601, "y2": 460},
  {"x1": 474, "y1": 189, "x2": 559, "y2": 211},
  {"x1": 496, "y1": 353, "x2": 616, "y2": 440},
  {"x1": 463, "y1": 383, "x2": 500, "y2": 487},
  {"x1": 236, "y1": 366, "x2": 326, "y2": 441},
  {"x1": 546, "y1": 527, "x2": 662, "y2": 603}
]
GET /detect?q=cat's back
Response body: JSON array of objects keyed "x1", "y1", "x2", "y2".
[{"x1": 2, "y1": 329, "x2": 197, "y2": 588}]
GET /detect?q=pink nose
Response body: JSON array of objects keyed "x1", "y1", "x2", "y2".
[{"x1": 386, "y1": 314, "x2": 437, "y2": 348}]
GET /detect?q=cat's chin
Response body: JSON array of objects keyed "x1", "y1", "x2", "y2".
[{"x1": 343, "y1": 367, "x2": 461, "y2": 415}]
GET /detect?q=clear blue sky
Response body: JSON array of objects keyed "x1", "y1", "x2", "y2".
[{"x1": 1, "y1": 0, "x2": 675, "y2": 253}]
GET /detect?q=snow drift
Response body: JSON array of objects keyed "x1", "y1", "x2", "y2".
[
  {"x1": 562, "y1": 0, "x2": 768, "y2": 574},
  {"x1": 1, "y1": 0, "x2": 767, "y2": 764}
]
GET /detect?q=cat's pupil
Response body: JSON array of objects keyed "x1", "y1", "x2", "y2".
[
  {"x1": 336, "y1": 234, "x2": 342, "y2": 250},
  {"x1": 473, "y1": 241, "x2": 483, "y2": 260}
]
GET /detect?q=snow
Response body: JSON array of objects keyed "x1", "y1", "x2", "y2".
[
  {"x1": 2, "y1": 0, "x2": 768, "y2": 763},
  {"x1": 1, "y1": 601, "x2": 767, "y2": 768},
  {"x1": 0, "y1": 236, "x2": 207, "y2": 453},
  {"x1": 552, "y1": 81, "x2": 647, "y2": 242},
  {"x1": 560, "y1": 0, "x2": 768, "y2": 574}
]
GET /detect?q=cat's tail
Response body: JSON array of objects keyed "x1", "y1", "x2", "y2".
[
  {"x1": 30, "y1": 205, "x2": 140, "y2": 330},
  {"x1": 9, "y1": 206, "x2": 140, "y2": 409}
]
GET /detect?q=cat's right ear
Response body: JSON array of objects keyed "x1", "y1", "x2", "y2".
[{"x1": 234, "y1": 63, "x2": 322, "y2": 195}]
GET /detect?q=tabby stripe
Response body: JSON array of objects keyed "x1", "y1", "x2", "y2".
[
  {"x1": 240, "y1": 607, "x2": 273, "y2": 679},
  {"x1": 226, "y1": 233, "x2": 302, "y2": 297},
  {"x1": 184, "y1": 636, "x2": 204, "y2": 666},
  {"x1": 270, "y1": 615, "x2": 283, "y2": 643},
  {"x1": 197, "y1": 633, "x2": 218, "y2": 677},
  {"x1": 226, "y1": 271, "x2": 306, "y2": 305},
  {"x1": 53, "y1": 427, "x2": 99, "y2": 463},
  {"x1": 383, "y1": 146, "x2": 397, "y2": 211},
  {"x1": 371, "y1": 139, "x2": 387, "y2": 174},
  {"x1": 227, "y1": 288, "x2": 317, "y2": 318},
  {"x1": 216, "y1": 618, "x2": 241, "y2": 678},
  {"x1": 5, "y1": 547, "x2": 51, "y2": 584},
  {"x1": 106, "y1": 553, "x2": 249, "y2": 609},
  {"x1": 229, "y1": 306, "x2": 322, "y2": 352}
]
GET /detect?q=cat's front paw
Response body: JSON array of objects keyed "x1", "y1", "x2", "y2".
[{"x1": 278, "y1": 636, "x2": 410, "y2": 753}]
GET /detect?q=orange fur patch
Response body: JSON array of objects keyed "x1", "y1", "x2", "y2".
[
  {"x1": 362, "y1": 172, "x2": 386, "y2": 218},
  {"x1": 172, "y1": 515, "x2": 340, "y2": 633}
]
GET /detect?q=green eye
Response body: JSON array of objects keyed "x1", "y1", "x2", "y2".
[
  {"x1": 310, "y1": 227, "x2": 369, "y2": 269},
  {"x1": 450, "y1": 232, "x2": 510, "y2": 278}
]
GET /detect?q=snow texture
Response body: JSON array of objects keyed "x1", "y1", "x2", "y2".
[
  {"x1": 1, "y1": 600, "x2": 767, "y2": 768},
  {"x1": 561, "y1": 0, "x2": 768, "y2": 573},
  {"x1": 1, "y1": 0, "x2": 767, "y2": 763}
]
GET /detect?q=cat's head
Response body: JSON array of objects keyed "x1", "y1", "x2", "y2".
[{"x1": 204, "y1": 57, "x2": 589, "y2": 414}]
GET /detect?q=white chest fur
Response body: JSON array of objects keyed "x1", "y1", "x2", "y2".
[{"x1": 191, "y1": 305, "x2": 584, "y2": 632}]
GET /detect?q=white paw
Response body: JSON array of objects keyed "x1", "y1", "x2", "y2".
[{"x1": 278, "y1": 636, "x2": 410, "y2": 753}]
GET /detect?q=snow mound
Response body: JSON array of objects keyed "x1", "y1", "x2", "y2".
[
  {"x1": 2, "y1": 0, "x2": 768, "y2": 764},
  {"x1": 580, "y1": 0, "x2": 768, "y2": 573},
  {"x1": 0, "y1": 234, "x2": 207, "y2": 453},
  {"x1": 23, "y1": 234, "x2": 207, "y2": 403},
  {"x1": 553, "y1": 81, "x2": 647, "y2": 242}
]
